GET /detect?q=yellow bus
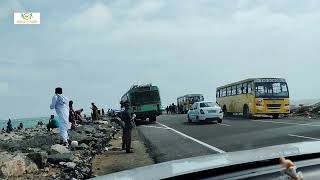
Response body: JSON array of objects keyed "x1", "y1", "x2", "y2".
[
  {"x1": 177, "y1": 94, "x2": 204, "y2": 114},
  {"x1": 216, "y1": 78, "x2": 290, "y2": 119}
]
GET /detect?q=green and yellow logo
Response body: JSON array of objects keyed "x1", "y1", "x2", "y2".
[{"x1": 21, "y1": 12, "x2": 33, "y2": 20}]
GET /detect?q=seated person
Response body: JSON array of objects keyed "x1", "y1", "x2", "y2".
[
  {"x1": 75, "y1": 109, "x2": 84, "y2": 121},
  {"x1": 47, "y1": 115, "x2": 59, "y2": 131},
  {"x1": 17, "y1": 123, "x2": 23, "y2": 130}
]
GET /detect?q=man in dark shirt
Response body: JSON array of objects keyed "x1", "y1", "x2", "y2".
[{"x1": 118, "y1": 101, "x2": 133, "y2": 153}]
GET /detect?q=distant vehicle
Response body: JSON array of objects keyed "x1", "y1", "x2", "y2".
[
  {"x1": 187, "y1": 101, "x2": 223, "y2": 123},
  {"x1": 121, "y1": 84, "x2": 161, "y2": 122},
  {"x1": 216, "y1": 78, "x2": 290, "y2": 119},
  {"x1": 177, "y1": 94, "x2": 204, "y2": 114}
]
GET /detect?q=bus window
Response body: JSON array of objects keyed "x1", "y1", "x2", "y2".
[
  {"x1": 242, "y1": 83, "x2": 248, "y2": 94},
  {"x1": 222, "y1": 88, "x2": 226, "y2": 97},
  {"x1": 227, "y1": 87, "x2": 231, "y2": 96},
  {"x1": 232, "y1": 86, "x2": 236, "y2": 95},
  {"x1": 248, "y1": 83, "x2": 252, "y2": 94},
  {"x1": 237, "y1": 84, "x2": 242, "y2": 95},
  {"x1": 216, "y1": 90, "x2": 220, "y2": 98}
]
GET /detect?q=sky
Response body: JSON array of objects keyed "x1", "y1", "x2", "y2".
[{"x1": 0, "y1": 0, "x2": 320, "y2": 119}]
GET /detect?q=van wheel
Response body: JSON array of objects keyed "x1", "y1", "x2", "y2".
[
  {"x1": 243, "y1": 105, "x2": 250, "y2": 119},
  {"x1": 272, "y1": 114, "x2": 279, "y2": 119},
  {"x1": 217, "y1": 119, "x2": 222, "y2": 123}
]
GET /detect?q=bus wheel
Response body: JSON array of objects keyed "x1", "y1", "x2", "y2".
[
  {"x1": 243, "y1": 105, "x2": 250, "y2": 119},
  {"x1": 272, "y1": 114, "x2": 279, "y2": 119},
  {"x1": 149, "y1": 116, "x2": 156, "y2": 123}
]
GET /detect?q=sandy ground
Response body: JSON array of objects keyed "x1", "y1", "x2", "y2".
[{"x1": 92, "y1": 129, "x2": 154, "y2": 176}]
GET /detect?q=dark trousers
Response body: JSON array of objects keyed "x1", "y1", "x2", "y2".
[{"x1": 122, "y1": 129, "x2": 132, "y2": 152}]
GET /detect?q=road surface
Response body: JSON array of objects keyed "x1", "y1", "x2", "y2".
[{"x1": 137, "y1": 114, "x2": 320, "y2": 163}]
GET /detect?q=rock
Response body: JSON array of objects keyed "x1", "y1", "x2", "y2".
[
  {"x1": 76, "y1": 125, "x2": 96, "y2": 134},
  {"x1": 47, "y1": 153, "x2": 75, "y2": 164},
  {"x1": 71, "y1": 141, "x2": 78, "y2": 149},
  {"x1": 94, "y1": 120, "x2": 109, "y2": 125},
  {"x1": 65, "y1": 162, "x2": 76, "y2": 169},
  {"x1": 0, "y1": 152, "x2": 38, "y2": 177},
  {"x1": 93, "y1": 133, "x2": 105, "y2": 138},
  {"x1": 44, "y1": 167, "x2": 49, "y2": 172},
  {"x1": 59, "y1": 162, "x2": 66, "y2": 166},
  {"x1": 69, "y1": 131, "x2": 95, "y2": 144},
  {"x1": 27, "y1": 151, "x2": 48, "y2": 168},
  {"x1": 50, "y1": 144, "x2": 70, "y2": 154},
  {"x1": 77, "y1": 143, "x2": 89, "y2": 150}
]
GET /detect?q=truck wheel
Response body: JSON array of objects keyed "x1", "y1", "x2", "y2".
[{"x1": 188, "y1": 115, "x2": 192, "y2": 123}]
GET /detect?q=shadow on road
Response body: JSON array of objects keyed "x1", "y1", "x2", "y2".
[{"x1": 183, "y1": 122, "x2": 220, "y2": 126}]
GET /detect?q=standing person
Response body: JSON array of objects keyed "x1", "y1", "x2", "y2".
[
  {"x1": 117, "y1": 101, "x2": 134, "y2": 153},
  {"x1": 166, "y1": 106, "x2": 169, "y2": 114},
  {"x1": 47, "y1": 115, "x2": 59, "y2": 131},
  {"x1": 50, "y1": 87, "x2": 70, "y2": 147},
  {"x1": 69, "y1": 100, "x2": 76, "y2": 129},
  {"x1": 6, "y1": 119, "x2": 13, "y2": 132},
  {"x1": 101, "y1": 108, "x2": 105, "y2": 116},
  {"x1": 91, "y1": 103, "x2": 98, "y2": 120}
]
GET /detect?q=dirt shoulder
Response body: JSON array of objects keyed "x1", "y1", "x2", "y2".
[{"x1": 92, "y1": 129, "x2": 154, "y2": 176}]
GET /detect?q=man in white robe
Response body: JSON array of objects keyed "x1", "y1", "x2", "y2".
[{"x1": 50, "y1": 87, "x2": 70, "y2": 146}]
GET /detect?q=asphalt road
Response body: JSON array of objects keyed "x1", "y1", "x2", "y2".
[{"x1": 137, "y1": 114, "x2": 320, "y2": 163}]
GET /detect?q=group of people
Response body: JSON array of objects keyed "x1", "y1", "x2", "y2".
[
  {"x1": 165, "y1": 103, "x2": 177, "y2": 114},
  {"x1": 1, "y1": 119, "x2": 24, "y2": 133}
]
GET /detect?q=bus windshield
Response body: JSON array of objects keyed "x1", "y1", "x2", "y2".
[
  {"x1": 255, "y1": 82, "x2": 289, "y2": 98},
  {"x1": 131, "y1": 90, "x2": 160, "y2": 105},
  {"x1": 188, "y1": 96, "x2": 203, "y2": 104}
]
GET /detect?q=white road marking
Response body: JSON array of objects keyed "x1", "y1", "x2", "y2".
[
  {"x1": 288, "y1": 134, "x2": 320, "y2": 141},
  {"x1": 218, "y1": 123, "x2": 231, "y2": 126},
  {"x1": 156, "y1": 122, "x2": 226, "y2": 153},
  {"x1": 141, "y1": 125, "x2": 169, "y2": 130},
  {"x1": 254, "y1": 120, "x2": 320, "y2": 127}
]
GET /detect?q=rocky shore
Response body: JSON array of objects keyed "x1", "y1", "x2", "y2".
[{"x1": 0, "y1": 117, "x2": 121, "y2": 179}]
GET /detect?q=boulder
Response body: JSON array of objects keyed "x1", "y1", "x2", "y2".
[
  {"x1": 0, "y1": 152, "x2": 38, "y2": 178},
  {"x1": 47, "y1": 153, "x2": 75, "y2": 164},
  {"x1": 69, "y1": 131, "x2": 95, "y2": 144},
  {"x1": 64, "y1": 162, "x2": 76, "y2": 169},
  {"x1": 93, "y1": 133, "x2": 105, "y2": 138},
  {"x1": 77, "y1": 143, "x2": 90, "y2": 150},
  {"x1": 76, "y1": 125, "x2": 96, "y2": 134},
  {"x1": 50, "y1": 144, "x2": 70, "y2": 154},
  {"x1": 27, "y1": 151, "x2": 48, "y2": 168}
]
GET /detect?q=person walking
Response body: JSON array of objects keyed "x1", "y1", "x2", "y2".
[
  {"x1": 50, "y1": 87, "x2": 70, "y2": 146},
  {"x1": 118, "y1": 101, "x2": 134, "y2": 153}
]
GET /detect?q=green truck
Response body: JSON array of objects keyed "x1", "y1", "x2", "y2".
[{"x1": 121, "y1": 84, "x2": 162, "y2": 122}]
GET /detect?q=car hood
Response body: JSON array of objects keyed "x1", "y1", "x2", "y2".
[{"x1": 92, "y1": 141, "x2": 320, "y2": 180}]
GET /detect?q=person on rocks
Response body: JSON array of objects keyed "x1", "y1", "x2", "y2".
[
  {"x1": 1, "y1": 128, "x2": 5, "y2": 133},
  {"x1": 6, "y1": 119, "x2": 13, "y2": 132},
  {"x1": 75, "y1": 109, "x2": 84, "y2": 121},
  {"x1": 18, "y1": 122, "x2": 23, "y2": 130},
  {"x1": 47, "y1": 115, "x2": 59, "y2": 131},
  {"x1": 117, "y1": 101, "x2": 134, "y2": 153},
  {"x1": 91, "y1": 102, "x2": 99, "y2": 120},
  {"x1": 50, "y1": 87, "x2": 70, "y2": 147},
  {"x1": 69, "y1": 100, "x2": 76, "y2": 129},
  {"x1": 102, "y1": 108, "x2": 105, "y2": 116}
]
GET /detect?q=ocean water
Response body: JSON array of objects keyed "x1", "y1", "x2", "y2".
[{"x1": 0, "y1": 117, "x2": 49, "y2": 130}]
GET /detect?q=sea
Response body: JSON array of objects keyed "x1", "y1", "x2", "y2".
[{"x1": 0, "y1": 117, "x2": 49, "y2": 129}]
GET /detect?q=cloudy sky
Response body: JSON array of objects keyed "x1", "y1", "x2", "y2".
[{"x1": 0, "y1": 0, "x2": 320, "y2": 119}]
